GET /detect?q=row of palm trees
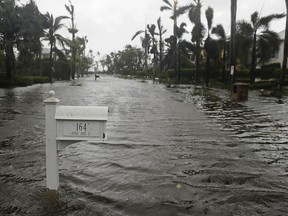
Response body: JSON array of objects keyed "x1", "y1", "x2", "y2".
[
  {"x1": 128, "y1": 0, "x2": 286, "y2": 87},
  {"x1": 0, "y1": 0, "x2": 93, "y2": 83}
]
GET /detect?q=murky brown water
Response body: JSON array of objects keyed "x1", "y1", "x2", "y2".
[{"x1": 1, "y1": 75, "x2": 288, "y2": 215}]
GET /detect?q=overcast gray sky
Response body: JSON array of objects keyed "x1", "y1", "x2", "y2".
[{"x1": 28, "y1": 0, "x2": 286, "y2": 56}]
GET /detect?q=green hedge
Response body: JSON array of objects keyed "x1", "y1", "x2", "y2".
[
  {"x1": 32, "y1": 76, "x2": 49, "y2": 84},
  {"x1": 255, "y1": 68, "x2": 281, "y2": 79},
  {"x1": 0, "y1": 75, "x2": 49, "y2": 88}
]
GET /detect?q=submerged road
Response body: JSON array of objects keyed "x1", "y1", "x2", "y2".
[{"x1": 0, "y1": 75, "x2": 288, "y2": 215}]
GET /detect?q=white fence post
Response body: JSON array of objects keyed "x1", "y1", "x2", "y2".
[{"x1": 44, "y1": 90, "x2": 60, "y2": 190}]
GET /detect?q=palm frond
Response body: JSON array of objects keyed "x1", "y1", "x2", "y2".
[
  {"x1": 191, "y1": 23, "x2": 206, "y2": 43},
  {"x1": 65, "y1": 4, "x2": 72, "y2": 14},
  {"x1": 160, "y1": 6, "x2": 172, "y2": 12},
  {"x1": 182, "y1": 40, "x2": 196, "y2": 53},
  {"x1": 205, "y1": 7, "x2": 214, "y2": 31},
  {"x1": 251, "y1": 11, "x2": 259, "y2": 27},
  {"x1": 54, "y1": 16, "x2": 69, "y2": 30},
  {"x1": 188, "y1": 5, "x2": 197, "y2": 23},
  {"x1": 147, "y1": 24, "x2": 156, "y2": 36},
  {"x1": 176, "y1": 22, "x2": 187, "y2": 38},
  {"x1": 131, "y1": 30, "x2": 144, "y2": 41},
  {"x1": 259, "y1": 13, "x2": 285, "y2": 29},
  {"x1": 162, "y1": 0, "x2": 172, "y2": 8},
  {"x1": 157, "y1": 17, "x2": 162, "y2": 31},
  {"x1": 176, "y1": 4, "x2": 192, "y2": 16},
  {"x1": 237, "y1": 20, "x2": 253, "y2": 38},
  {"x1": 212, "y1": 24, "x2": 226, "y2": 39}
]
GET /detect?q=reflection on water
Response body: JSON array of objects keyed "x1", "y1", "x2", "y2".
[{"x1": 1, "y1": 77, "x2": 288, "y2": 216}]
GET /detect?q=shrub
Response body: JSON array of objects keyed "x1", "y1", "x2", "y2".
[
  {"x1": 0, "y1": 75, "x2": 49, "y2": 88},
  {"x1": 255, "y1": 68, "x2": 281, "y2": 79},
  {"x1": 32, "y1": 76, "x2": 49, "y2": 84},
  {"x1": 236, "y1": 69, "x2": 250, "y2": 78},
  {"x1": 261, "y1": 63, "x2": 281, "y2": 70},
  {"x1": 14, "y1": 76, "x2": 33, "y2": 86}
]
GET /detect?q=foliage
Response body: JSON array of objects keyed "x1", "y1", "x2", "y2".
[
  {"x1": 188, "y1": 0, "x2": 205, "y2": 84},
  {"x1": 17, "y1": 0, "x2": 45, "y2": 74},
  {"x1": 0, "y1": 74, "x2": 49, "y2": 88},
  {"x1": 261, "y1": 63, "x2": 281, "y2": 69},
  {"x1": 42, "y1": 13, "x2": 69, "y2": 82},
  {"x1": 101, "y1": 45, "x2": 145, "y2": 75},
  {"x1": 0, "y1": 0, "x2": 20, "y2": 79},
  {"x1": 236, "y1": 11, "x2": 285, "y2": 83}
]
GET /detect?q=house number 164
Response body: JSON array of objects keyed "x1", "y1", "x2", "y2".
[{"x1": 76, "y1": 123, "x2": 87, "y2": 131}]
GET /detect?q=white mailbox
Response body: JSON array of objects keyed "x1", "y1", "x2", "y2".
[
  {"x1": 44, "y1": 91, "x2": 108, "y2": 191},
  {"x1": 55, "y1": 106, "x2": 108, "y2": 142}
]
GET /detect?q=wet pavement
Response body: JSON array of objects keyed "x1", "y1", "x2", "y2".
[{"x1": 0, "y1": 75, "x2": 288, "y2": 215}]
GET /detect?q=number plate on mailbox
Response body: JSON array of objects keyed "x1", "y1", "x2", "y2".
[
  {"x1": 62, "y1": 121, "x2": 101, "y2": 137},
  {"x1": 57, "y1": 120, "x2": 106, "y2": 141},
  {"x1": 55, "y1": 105, "x2": 108, "y2": 141}
]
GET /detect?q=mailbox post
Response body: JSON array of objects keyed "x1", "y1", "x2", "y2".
[
  {"x1": 44, "y1": 91, "x2": 108, "y2": 191},
  {"x1": 44, "y1": 91, "x2": 60, "y2": 190}
]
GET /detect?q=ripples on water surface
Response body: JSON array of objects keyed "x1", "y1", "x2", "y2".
[{"x1": 1, "y1": 76, "x2": 288, "y2": 215}]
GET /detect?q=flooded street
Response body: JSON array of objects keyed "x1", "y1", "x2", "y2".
[{"x1": 1, "y1": 75, "x2": 288, "y2": 216}]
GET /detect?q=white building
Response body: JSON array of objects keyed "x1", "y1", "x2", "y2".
[
  {"x1": 267, "y1": 30, "x2": 285, "y2": 67},
  {"x1": 41, "y1": 48, "x2": 51, "y2": 59}
]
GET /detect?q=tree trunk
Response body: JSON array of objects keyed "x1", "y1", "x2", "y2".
[
  {"x1": 205, "y1": 53, "x2": 210, "y2": 87},
  {"x1": 173, "y1": 0, "x2": 178, "y2": 80},
  {"x1": 279, "y1": 0, "x2": 288, "y2": 90},
  {"x1": 222, "y1": 43, "x2": 227, "y2": 82},
  {"x1": 250, "y1": 32, "x2": 257, "y2": 84},
  {"x1": 205, "y1": 37, "x2": 211, "y2": 87},
  {"x1": 49, "y1": 43, "x2": 53, "y2": 83},
  {"x1": 159, "y1": 33, "x2": 163, "y2": 76},
  {"x1": 230, "y1": 0, "x2": 237, "y2": 84},
  {"x1": 4, "y1": 37, "x2": 16, "y2": 80},
  {"x1": 195, "y1": 40, "x2": 200, "y2": 83},
  {"x1": 173, "y1": 38, "x2": 178, "y2": 80},
  {"x1": 177, "y1": 44, "x2": 181, "y2": 81}
]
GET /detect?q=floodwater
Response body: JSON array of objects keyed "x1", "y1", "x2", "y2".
[{"x1": 1, "y1": 75, "x2": 288, "y2": 216}]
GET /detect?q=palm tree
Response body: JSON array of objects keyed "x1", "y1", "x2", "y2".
[
  {"x1": 238, "y1": 11, "x2": 284, "y2": 83},
  {"x1": 43, "y1": 13, "x2": 68, "y2": 82},
  {"x1": 279, "y1": 0, "x2": 288, "y2": 90},
  {"x1": 157, "y1": 17, "x2": 167, "y2": 76},
  {"x1": 204, "y1": 6, "x2": 213, "y2": 86},
  {"x1": 189, "y1": 0, "x2": 205, "y2": 84},
  {"x1": 65, "y1": 1, "x2": 78, "y2": 80},
  {"x1": 161, "y1": 0, "x2": 191, "y2": 79},
  {"x1": 147, "y1": 24, "x2": 158, "y2": 79},
  {"x1": 131, "y1": 27, "x2": 151, "y2": 70},
  {"x1": 212, "y1": 24, "x2": 227, "y2": 81},
  {"x1": 175, "y1": 22, "x2": 188, "y2": 81},
  {"x1": 0, "y1": 0, "x2": 19, "y2": 80},
  {"x1": 18, "y1": 0, "x2": 44, "y2": 75}
]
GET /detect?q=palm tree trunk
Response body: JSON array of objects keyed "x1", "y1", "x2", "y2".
[
  {"x1": 230, "y1": 0, "x2": 237, "y2": 84},
  {"x1": 49, "y1": 43, "x2": 53, "y2": 83},
  {"x1": 205, "y1": 54, "x2": 210, "y2": 87},
  {"x1": 173, "y1": 0, "x2": 178, "y2": 79},
  {"x1": 222, "y1": 44, "x2": 227, "y2": 82},
  {"x1": 172, "y1": 39, "x2": 178, "y2": 79},
  {"x1": 194, "y1": 1, "x2": 202, "y2": 84},
  {"x1": 250, "y1": 33, "x2": 257, "y2": 84},
  {"x1": 279, "y1": 0, "x2": 288, "y2": 90},
  {"x1": 159, "y1": 33, "x2": 163, "y2": 75},
  {"x1": 195, "y1": 40, "x2": 200, "y2": 83},
  {"x1": 177, "y1": 44, "x2": 181, "y2": 81}
]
